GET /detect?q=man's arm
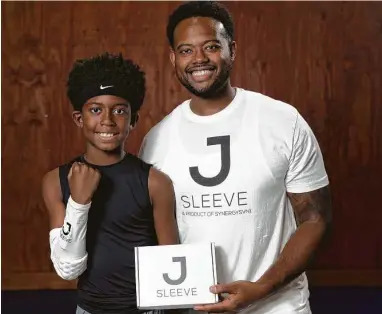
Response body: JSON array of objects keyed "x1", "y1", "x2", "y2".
[
  {"x1": 195, "y1": 112, "x2": 331, "y2": 313},
  {"x1": 257, "y1": 112, "x2": 332, "y2": 291},
  {"x1": 257, "y1": 185, "x2": 332, "y2": 291},
  {"x1": 194, "y1": 186, "x2": 332, "y2": 313},
  {"x1": 148, "y1": 167, "x2": 179, "y2": 245}
]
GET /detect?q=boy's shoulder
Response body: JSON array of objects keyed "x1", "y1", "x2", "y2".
[
  {"x1": 42, "y1": 155, "x2": 82, "y2": 186},
  {"x1": 42, "y1": 166, "x2": 59, "y2": 186}
]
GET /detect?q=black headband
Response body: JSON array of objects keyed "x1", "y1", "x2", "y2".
[{"x1": 76, "y1": 83, "x2": 129, "y2": 108}]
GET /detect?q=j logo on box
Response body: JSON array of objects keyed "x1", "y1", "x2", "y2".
[
  {"x1": 163, "y1": 256, "x2": 187, "y2": 285},
  {"x1": 157, "y1": 256, "x2": 197, "y2": 298}
]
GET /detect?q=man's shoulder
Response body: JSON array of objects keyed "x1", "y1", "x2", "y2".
[
  {"x1": 144, "y1": 102, "x2": 185, "y2": 140},
  {"x1": 241, "y1": 88, "x2": 298, "y2": 119},
  {"x1": 139, "y1": 102, "x2": 186, "y2": 164},
  {"x1": 145, "y1": 113, "x2": 172, "y2": 139},
  {"x1": 241, "y1": 89, "x2": 301, "y2": 142}
]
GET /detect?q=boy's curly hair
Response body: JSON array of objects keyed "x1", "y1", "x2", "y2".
[{"x1": 67, "y1": 52, "x2": 146, "y2": 113}]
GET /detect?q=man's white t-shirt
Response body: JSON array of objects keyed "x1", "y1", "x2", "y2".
[{"x1": 139, "y1": 88, "x2": 329, "y2": 314}]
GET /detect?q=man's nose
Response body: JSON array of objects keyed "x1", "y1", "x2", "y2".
[{"x1": 193, "y1": 47, "x2": 209, "y2": 63}]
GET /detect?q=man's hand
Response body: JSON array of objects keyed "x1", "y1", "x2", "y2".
[
  {"x1": 194, "y1": 281, "x2": 270, "y2": 313},
  {"x1": 68, "y1": 162, "x2": 101, "y2": 205}
]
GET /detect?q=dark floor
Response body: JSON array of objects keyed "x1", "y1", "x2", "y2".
[{"x1": 2, "y1": 287, "x2": 382, "y2": 314}]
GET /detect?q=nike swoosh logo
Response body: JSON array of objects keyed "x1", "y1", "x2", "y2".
[{"x1": 100, "y1": 85, "x2": 113, "y2": 90}]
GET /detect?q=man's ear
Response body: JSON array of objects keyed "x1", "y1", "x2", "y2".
[
  {"x1": 230, "y1": 40, "x2": 237, "y2": 62},
  {"x1": 72, "y1": 111, "x2": 83, "y2": 128},
  {"x1": 170, "y1": 48, "x2": 176, "y2": 68},
  {"x1": 130, "y1": 113, "x2": 139, "y2": 130}
]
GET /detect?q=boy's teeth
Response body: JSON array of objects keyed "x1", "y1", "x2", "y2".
[{"x1": 99, "y1": 133, "x2": 114, "y2": 137}]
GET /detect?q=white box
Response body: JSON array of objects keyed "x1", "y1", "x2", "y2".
[{"x1": 135, "y1": 243, "x2": 218, "y2": 310}]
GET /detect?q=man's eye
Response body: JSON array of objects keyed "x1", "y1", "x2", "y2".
[
  {"x1": 205, "y1": 45, "x2": 220, "y2": 51},
  {"x1": 180, "y1": 49, "x2": 192, "y2": 54}
]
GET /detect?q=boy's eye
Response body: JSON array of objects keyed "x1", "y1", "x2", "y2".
[
  {"x1": 90, "y1": 108, "x2": 101, "y2": 114},
  {"x1": 114, "y1": 108, "x2": 126, "y2": 115}
]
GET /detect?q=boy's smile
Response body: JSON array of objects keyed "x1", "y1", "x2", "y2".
[{"x1": 72, "y1": 94, "x2": 132, "y2": 153}]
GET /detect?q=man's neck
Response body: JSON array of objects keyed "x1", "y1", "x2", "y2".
[
  {"x1": 84, "y1": 145, "x2": 126, "y2": 166},
  {"x1": 189, "y1": 83, "x2": 236, "y2": 116}
]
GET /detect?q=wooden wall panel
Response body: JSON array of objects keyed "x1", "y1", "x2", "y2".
[{"x1": 2, "y1": 1, "x2": 382, "y2": 289}]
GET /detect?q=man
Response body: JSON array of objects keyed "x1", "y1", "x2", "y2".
[
  {"x1": 42, "y1": 52, "x2": 179, "y2": 314},
  {"x1": 139, "y1": 2, "x2": 331, "y2": 314}
]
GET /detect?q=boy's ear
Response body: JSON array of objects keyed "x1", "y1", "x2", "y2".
[
  {"x1": 130, "y1": 113, "x2": 139, "y2": 130},
  {"x1": 72, "y1": 111, "x2": 83, "y2": 128},
  {"x1": 170, "y1": 48, "x2": 175, "y2": 67}
]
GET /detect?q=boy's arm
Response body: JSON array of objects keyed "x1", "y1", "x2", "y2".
[
  {"x1": 42, "y1": 165, "x2": 94, "y2": 280},
  {"x1": 43, "y1": 168, "x2": 66, "y2": 229},
  {"x1": 148, "y1": 167, "x2": 179, "y2": 245}
]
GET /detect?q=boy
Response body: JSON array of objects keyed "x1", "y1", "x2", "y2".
[{"x1": 43, "y1": 53, "x2": 179, "y2": 314}]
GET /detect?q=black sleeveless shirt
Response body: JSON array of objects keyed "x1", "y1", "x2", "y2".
[{"x1": 59, "y1": 153, "x2": 157, "y2": 314}]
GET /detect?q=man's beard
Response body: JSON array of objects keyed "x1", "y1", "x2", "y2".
[{"x1": 176, "y1": 61, "x2": 233, "y2": 99}]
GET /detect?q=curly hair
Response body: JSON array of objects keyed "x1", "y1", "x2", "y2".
[
  {"x1": 166, "y1": 1, "x2": 234, "y2": 48},
  {"x1": 67, "y1": 52, "x2": 146, "y2": 113}
]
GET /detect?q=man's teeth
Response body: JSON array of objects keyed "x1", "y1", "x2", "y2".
[
  {"x1": 192, "y1": 70, "x2": 213, "y2": 77},
  {"x1": 98, "y1": 133, "x2": 115, "y2": 137}
]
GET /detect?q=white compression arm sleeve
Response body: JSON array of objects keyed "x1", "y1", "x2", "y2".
[{"x1": 49, "y1": 196, "x2": 91, "y2": 280}]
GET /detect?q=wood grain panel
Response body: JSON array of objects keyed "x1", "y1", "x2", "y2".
[{"x1": 2, "y1": 1, "x2": 382, "y2": 289}]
